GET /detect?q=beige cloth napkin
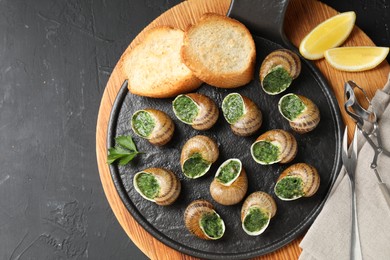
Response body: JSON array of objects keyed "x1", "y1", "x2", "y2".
[{"x1": 300, "y1": 74, "x2": 390, "y2": 260}]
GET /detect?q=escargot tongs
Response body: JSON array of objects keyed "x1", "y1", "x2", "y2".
[{"x1": 344, "y1": 81, "x2": 390, "y2": 210}]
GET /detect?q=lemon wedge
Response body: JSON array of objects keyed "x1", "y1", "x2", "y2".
[
  {"x1": 299, "y1": 11, "x2": 356, "y2": 60},
  {"x1": 324, "y1": 47, "x2": 389, "y2": 72}
]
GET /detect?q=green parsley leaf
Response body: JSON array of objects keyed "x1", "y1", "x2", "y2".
[
  {"x1": 107, "y1": 135, "x2": 141, "y2": 165},
  {"x1": 118, "y1": 152, "x2": 138, "y2": 165},
  {"x1": 115, "y1": 135, "x2": 137, "y2": 151}
]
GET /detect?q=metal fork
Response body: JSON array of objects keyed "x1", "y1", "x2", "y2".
[{"x1": 342, "y1": 126, "x2": 363, "y2": 260}]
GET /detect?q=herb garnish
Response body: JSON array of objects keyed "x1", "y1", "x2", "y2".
[{"x1": 107, "y1": 135, "x2": 141, "y2": 165}]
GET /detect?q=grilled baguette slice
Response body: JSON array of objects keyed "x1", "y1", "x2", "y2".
[
  {"x1": 121, "y1": 26, "x2": 202, "y2": 98},
  {"x1": 181, "y1": 13, "x2": 256, "y2": 88}
]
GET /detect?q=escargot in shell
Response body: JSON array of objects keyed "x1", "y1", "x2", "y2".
[
  {"x1": 278, "y1": 93, "x2": 320, "y2": 134},
  {"x1": 241, "y1": 191, "x2": 277, "y2": 236},
  {"x1": 172, "y1": 93, "x2": 219, "y2": 130},
  {"x1": 222, "y1": 93, "x2": 262, "y2": 136},
  {"x1": 250, "y1": 129, "x2": 297, "y2": 165},
  {"x1": 131, "y1": 109, "x2": 175, "y2": 146},
  {"x1": 180, "y1": 135, "x2": 219, "y2": 179},
  {"x1": 259, "y1": 49, "x2": 301, "y2": 95},
  {"x1": 274, "y1": 163, "x2": 320, "y2": 201},
  {"x1": 133, "y1": 168, "x2": 181, "y2": 206},
  {"x1": 210, "y1": 158, "x2": 248, "y2": 206},
  {"x1": 184, "y1": 200, "x2": 225, "y2": 240}
]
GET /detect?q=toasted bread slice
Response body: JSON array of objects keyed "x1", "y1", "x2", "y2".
[
  {"x1": 181, "y1": 13, "x2": 256, "y2": 88},
  {"x1": 121, "y1": 26, "x2": 202, "y2": 98}
]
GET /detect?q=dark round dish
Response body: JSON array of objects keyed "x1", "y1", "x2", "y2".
[{"x1": 107, "y1": 37, "x2": 343, "y2": 260}]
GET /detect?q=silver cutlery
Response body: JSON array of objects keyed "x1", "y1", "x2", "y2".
[
  {"x1": 344, "y1": 81, "x2": 390, "y2": 210},
  {"x1": 342, "y1": 126, "x2": 363, "y2": 260}
]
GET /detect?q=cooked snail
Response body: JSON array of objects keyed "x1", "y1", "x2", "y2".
[
  {"x1": 222, "y1": 93, "x2": 262, "y2": 136},
  {"x1": 278, "y1": 93, "x2": 320, "y2": 134},
  {"x1": 274, "y1": 163, "x2": 320, "y2": 201},
  {"x1": 259, "y1": 49, "x2": 301, "y2": 95},
  {"x1": 180, "y1": 135, "x2": 219, "y2": 179},
  {"x1": 172, "y1": 93, "x2": 219, "y2": 130},
  {"x1": 131, "y1": 109, "x2": 175, "y2": 146},
  {"x1": 210, "y1": 158, "x2": 248, "y2": 206},
  {"x1": 241, "y1": 191, "x2": 277, "y2": 236},
  {"x1": 250, "y1": 129, "x2": 297, "y2": 165},
  {"x1": 133, "y1": 168, "x2": 181, "y2": 206},
  {"x1": 184, "y1": 200, "x2": 225, "y2": 240}
]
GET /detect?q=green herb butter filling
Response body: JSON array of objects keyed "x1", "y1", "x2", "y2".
[
  {"x1": 216, "y1": 160, "x2": 241, "y2": 184},
  {"x1": 263, "y1": 66, "x2": 293, "y2": 94},
  {"x1": 135, "y1": 172, "x2": 160, "y2": 200},
  {"x1": 243, "y1": 207, "x2": 269, "y2": 233},
  {"x1": 182, "y1": 153, "x2": 211, "y2": 178},
  {"x1": 275, "y1": 176, "x2": 304, "y2": 199},
  {"x1": 222, "y1": 93, "x2": 245, "y2": 124},
  {"x1": 280, "y1": 94, "x2": 306, "y2": 121},
  {"x1": 200, "y1": 212, "x2": 224, "y2": 239},
  {"x1": 132, "y1": 111, "x2": 156, "y2": 138},
  {"x1": 172, "y1": 95, "x2": 199, "y2": 124},
  {"x1": 251, "y1": 141, "x2": 280, "y2": 164}
]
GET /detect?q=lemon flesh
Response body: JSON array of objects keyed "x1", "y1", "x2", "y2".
[
  {"x1": 299, "y1": 11, "x2": 356, "y2": 60},
  {"x1": 324, "y1": 47, "x2": 389, "y2": 72}
]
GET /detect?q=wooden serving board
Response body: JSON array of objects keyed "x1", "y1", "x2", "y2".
[{"x1": 96, "y1": 0, "x2": 390, "y2": 259}]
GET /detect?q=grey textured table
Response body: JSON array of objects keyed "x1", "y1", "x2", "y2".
[{"x1": 0, "y1": 0, "x2": 388, "y2": 259}]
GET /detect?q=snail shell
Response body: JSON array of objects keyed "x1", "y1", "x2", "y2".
[
  {"x1": 278, "y1": 94, "x2": 320, "y2": 134},
  {"x1": 274, "y1": 163, "x2": 320, "y2": 201},
  {"x1": 172, "y1": 93, "x2": 219, "y2": 130},
  {"x1": 180, "y1": 135, "x2": 219, "y2": 179},
  {"x1": 222, "y1": 93, "x2": 262, "y2": 136},
  {"x1": 259, "y1": 49, "x2": 301, "y2": 95},
  {"x1": 133, "y1": 168, "x2": 181, "y2": 206},
  {"x1": 251, "y1": 129, "x2": 297, "y2": 165},
  {"x1": 184, "y1": 200, "x2": 225, "y2": 240},
  {"x1": 131, "y1": 109, "x2": 175, "y2": 146},
  {"x1": 241, "y1": 191, "x2": 277, "y2": 236},
  {"x1": 210, "y1": 159, "x2": 248, "y2": 206}
]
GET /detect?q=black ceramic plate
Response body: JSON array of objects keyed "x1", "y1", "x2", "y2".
[{"x1": 107, "y1": 0, "x2": 343, "y2": 259}]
